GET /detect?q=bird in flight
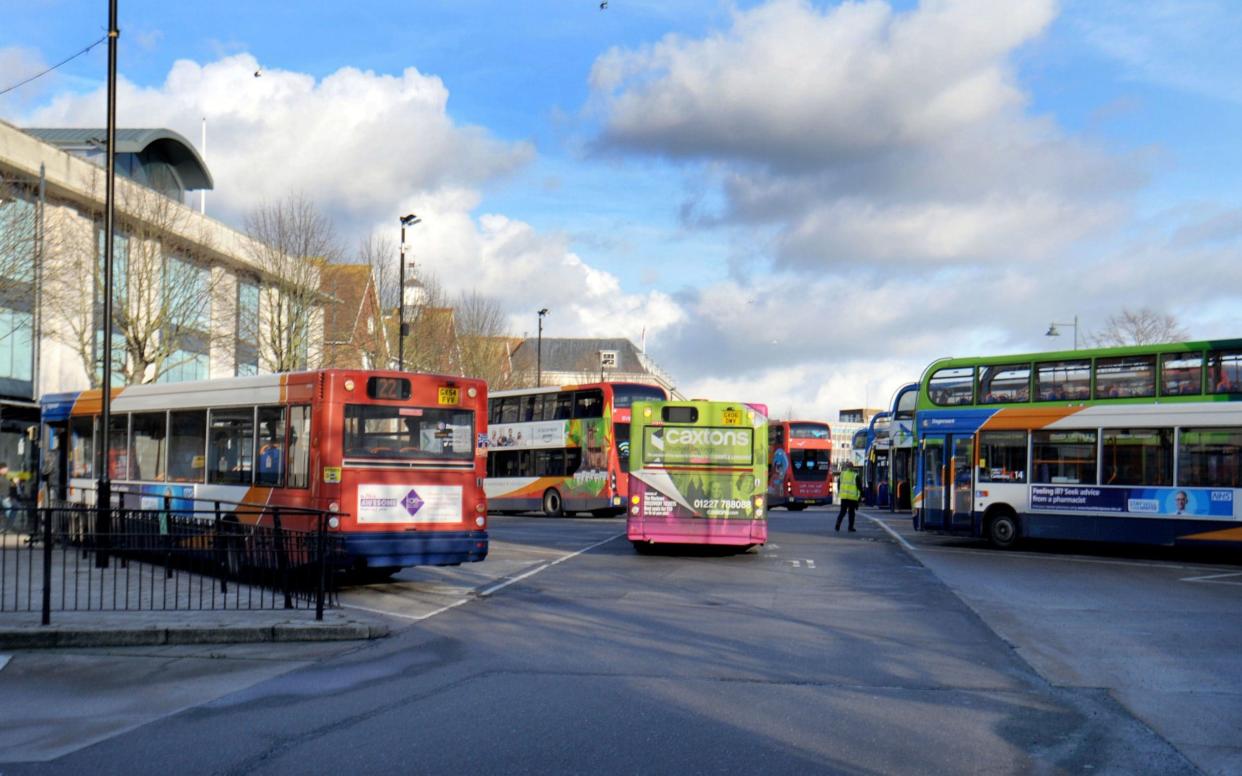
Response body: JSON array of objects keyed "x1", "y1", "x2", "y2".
[{"x1": 600, "y1": 1, "x2": 607, "y2": 8}]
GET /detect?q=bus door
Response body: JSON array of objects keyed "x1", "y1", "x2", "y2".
[
  {"x1": 40, "y1": 420, "x2": 69, "y2": 504},
  {"x1": 949, "y1": 436, "x2": 974, "y2": 532},
  {"x1": 920, "y1": 435, "x2": 947, "y2": 529}
]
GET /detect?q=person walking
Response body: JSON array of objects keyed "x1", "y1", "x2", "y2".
[
  {"x1": 836, "y1": 462, "x2": 860, "y2": 532},
  {"x1": 0, "y1": 462, "x2": 13, "y2": 533}
]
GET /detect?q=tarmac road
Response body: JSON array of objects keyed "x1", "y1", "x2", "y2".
[{"x1": 4, "y1": 508, "x2": 1224, "y2": 774}]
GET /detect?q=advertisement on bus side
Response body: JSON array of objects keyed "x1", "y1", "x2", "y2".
[{"x1": 1028, "y1": 485, "x2": 1235, "y2": 518}]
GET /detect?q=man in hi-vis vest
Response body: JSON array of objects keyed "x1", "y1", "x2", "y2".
[{"x1": 836, "y1": 462, "x2": 861, "y2": 532}]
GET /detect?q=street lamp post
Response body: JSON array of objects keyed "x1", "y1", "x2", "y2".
[
  {"x1": 96, "y1": 0, "x2": 120, "y2": 568},
  {"x1": 536, "y1": 308, "x2": 549, "y2": 387},
  {"x1": 1045, "y1": 315, "x2": 1079, "y2": 350},
  {"x1": 397, "y1": 213, "x2": 420, "y2": 371}
]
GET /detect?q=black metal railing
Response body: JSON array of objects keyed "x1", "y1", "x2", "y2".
[{"x1": 0, "y1": 498, "x2": 348, "y2": 624}]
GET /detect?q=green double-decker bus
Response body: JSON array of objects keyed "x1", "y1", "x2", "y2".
[
  {"x1": 627, "y1": 400, "x2": 768, "y2": 551},
  {"x1": 913, "y1": 338, "x2": 1242, "y2": 548}
]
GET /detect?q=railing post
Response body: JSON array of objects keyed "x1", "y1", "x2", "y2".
[
  {"x1": 272, "y1": 507, "x2": 292, "y2": 609},
  {"x1": 214, "y1": 500, "x2": 227, "y2": 594},
  {"x1": 315, "y1": 511, "x2": 327, "y2": 621},
  {"x1": 41, "y1": 507, "x2": 53, "y2": 626},
  {"x1": 162, "y1": 494, "x2": 173, "y2": 579}
]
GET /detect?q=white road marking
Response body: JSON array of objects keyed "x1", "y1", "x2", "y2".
[
  {"x1": 868, "y1": 516, "x2": 916, "y2": 552},
  {"x1": 788, "y1": 560, "x2": 802, "y2": 568},
  {"x1": 1181, "y1": 571, "x2": 1242, "y2": 585},
  {"x1": 0, "y1": 654, "x2": 10, "y2": 672},
  {"x1": 477, "y1": 564, "x2": 549, "y2": 597},
  {"x1": 806, "y1": 560, "x2": 816, "y2": 569},
  {"x1": 341, "y1": 600, "x2": 470, "y2": 622}
]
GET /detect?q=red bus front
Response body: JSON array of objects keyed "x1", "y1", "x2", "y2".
[{"x1": 769, "y1": 420, "x2": 834, "y2": 510}]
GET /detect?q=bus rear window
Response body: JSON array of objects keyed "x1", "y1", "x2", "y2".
[
  {"x1": 789, "y1": 423, "x2": 830, "y2": 439},
  {"x1": 344, "y1": 405, "x2": 474, "y2": 461}
]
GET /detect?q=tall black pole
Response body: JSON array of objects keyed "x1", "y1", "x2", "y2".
[
  {"x1": 398, "y1": 218, "x2": 405, "y2": 371},
  {"x1": 536, "y1": 315, "x2": 543, "y2": 387},
  {"x1": 96, "y1": 0, "x2": 119, "y2": 567}
]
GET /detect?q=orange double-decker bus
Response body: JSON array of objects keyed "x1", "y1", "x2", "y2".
[
  {"x1": 767, "y1": 420, "x2": 834, "y2": 510},
  {"x1": 41, "y1": 370, "x2": 488, "y2": 572},
  {"x1": 485, "y1": 382, "x2": 668, "y2": 516}
]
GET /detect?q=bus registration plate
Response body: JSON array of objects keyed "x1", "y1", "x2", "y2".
[
  {"x1": 438, "y1": 387, "x2": 460, "y2": 405},
  {"x1": 721, "y1": 409, "x2": 742, "y2": 425}
]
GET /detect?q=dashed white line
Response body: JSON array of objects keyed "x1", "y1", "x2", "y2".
[
  {"x1": 341, "y1": 599, "x2": 470, "y2": 622},
  {"x1": 477, "y1": 564, "x2": 549, "y2": 597},
  {"x1": 1181, "y1": 571, "x2": 1242, "y2": 585}
]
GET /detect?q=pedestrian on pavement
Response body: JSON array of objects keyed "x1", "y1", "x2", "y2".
[
  {"x1": 836, "y1": 461, "x2": 860, "y2": 533},
  {"x1": 0, "y1": 462, "x2": 13, "y2": 532}
]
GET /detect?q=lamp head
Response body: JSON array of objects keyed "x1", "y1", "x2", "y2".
[
  {"x1": 400, "y1": 213, "x2": 420, "y2": 227},
  {"x1": 538, "y1": 308, "x2": 549, "y2": 317},
  {"x1": 1045, "y1": 324, "x2": 1060, "y2": 337}
]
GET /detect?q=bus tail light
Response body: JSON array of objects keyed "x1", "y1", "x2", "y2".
[
  {"x1": 475, "y1": 516, "x2": 486, "y2": 527},
  {"x1": 327, "y1": 516, "x2": 340, "y2": 529},
  {"x1": 329, "y1": 501, "x2": 340, "y2": 512},
  {"x1": 475, "y1": 502, "x2": 486, "y2": 513},
  {"x1": 610, "y1": 472, "x2": 617, "y2": 492}
]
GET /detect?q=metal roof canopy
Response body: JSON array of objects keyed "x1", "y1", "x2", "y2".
[{"x1": 24, "y1": 127, "x2": 214, "y2": 190}]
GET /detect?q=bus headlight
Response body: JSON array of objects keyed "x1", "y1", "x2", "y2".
[
  {"x1": 630, "y1": 506, "x2": 640, "y2": 515},
  {"x1": 755, "y1": 508, "x2": 764, "y2": 517},
  {"x1": 344, "y1": 379, "x2": 355, "y2": 392},
  {"x1": 475, "y1": 516, "x2": 485, "y2": 527},
  {"x1": 328, "y1": 516, "x2": 340, "y2": 529},
  {"x1": 467, "y1": 387, "x2": 477, "y2": 398},
  {"x1": 612, "y1": 496, "x2": 621, "y2": 506},
  {"x1": 631, "y1": 495, "x2": 640, "y2": 505},
  {"x1": 753, "y1": 496, "x2": 764, "y2": 508}
]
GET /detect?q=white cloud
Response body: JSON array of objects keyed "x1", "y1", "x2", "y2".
[
  {"x1": 590, "y1": 0, "x2": 1138, "y2": 269},
  {"x1": 15, "y1": 52, "x2": 686, "y2": 346}
]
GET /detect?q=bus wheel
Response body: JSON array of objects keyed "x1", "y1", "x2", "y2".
[
  {"x1": 987, "y1": 510, "x2": 1020, "y2": 550},
  {"x1": 542, "y1": 489, "x2": 564, "y2": 518}
]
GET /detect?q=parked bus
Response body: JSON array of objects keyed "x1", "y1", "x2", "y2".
[
  {"x1": 485, "y1": 382, "x2": 668, "y2": 516},
  {"x1": 768, "y1": 420, "x2": 833, "y2": 510},
  {"x1": 913, "y1": 340, "x2": 1242, "y2": 549},
  {"x1": 862, "y1": 411, "x2": 892, "y2": 507},
  {"x1": 627, "y1": 400, "x2": 768, "y2": 550},
  {"x1": 40, "y1": 370, "x2": 488, "y2": 571},
  {"x1": 883, "y1": 384, "x2": 918, "y2": 512}
]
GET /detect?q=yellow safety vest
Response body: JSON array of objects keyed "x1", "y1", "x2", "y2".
[{"x1": 839, "y1": 469, "x2": 861, "y2": 501}]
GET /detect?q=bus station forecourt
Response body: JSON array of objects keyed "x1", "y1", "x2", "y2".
[{"x1": 5, "y1": 342, "x2": 1242, "y2": 774}]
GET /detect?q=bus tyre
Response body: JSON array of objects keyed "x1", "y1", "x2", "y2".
[
  {"x1": 542, "y1": 489, "x2": 563, "y2": 518},
  {"x1": 987, "y1": 512, "x2": 1020, "y2": 550}
]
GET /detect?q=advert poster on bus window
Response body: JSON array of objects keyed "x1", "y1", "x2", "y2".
[
  {"x1": 1029, "y1": 486, "x2": 1235, "y2": 518},
  {"x1": 487, "y1": 421, "x2": 566, "y2": 448}
]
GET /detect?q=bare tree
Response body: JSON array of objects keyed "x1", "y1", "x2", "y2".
[
  {"x1": 0, "y1": 179, "x2": 38, "y2": 350},
  {"x1": 1089, "y1": 307, "x2": 1189, "y2": 347},
  {"x1": 243, "y1": 194, "x2": 337, "y2": 373},
  {"x1": 455, "y1": 290, "x2": 520, "y2": 388},
  {"x1": 399, "y1": 269, "x2": 460, "y2": 375},
  {"x1": 43, "y1": 170, "x2": 226, "y2": 386},
  {"x1": 352, "y1": 234, "x2": 397, "y2": 369}
]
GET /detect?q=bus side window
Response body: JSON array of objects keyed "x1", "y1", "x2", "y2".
[
  {"x1": 130, "y1": 412, "x2": 167, "y2": 482},
  {"x1": 256, "y1": 406, "x2": 287, "y2": 487},
  {"x1": 169, "y1": 410, "x2": 207, "y2": 483},
  {"x1": 574, "y1": 389, "x2": 604, "y2": 418},
  {"x1": 287, "y1": 406, "x2": 310, "y2": 489},
  {"x1": 208, "y1": 409, "x2": 255, "y2": 486},
  {"x1": 70, "y1": 416, "x2": 95, "y2": 478},
  {"x1": 553, "y1": 394, "x2": 573, "y2": 420},
  {"x1": 108, "y1": 414, "x2": 129, "y2": 480}
]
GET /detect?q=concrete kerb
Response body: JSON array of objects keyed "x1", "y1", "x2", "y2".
[{"x1": 0, "y1": 616, "x2": 390, "y2": 650}]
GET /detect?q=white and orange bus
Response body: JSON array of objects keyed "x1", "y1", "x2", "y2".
[
  {"x1": 39, "y1": 370, "x2": 488, "y2": 571},
  {"x1": 484, "y1": 382, "x2": 668, "y2": 516},
  {"x1": 767, "y1": 420, "x2": 834, "y2": 510}
]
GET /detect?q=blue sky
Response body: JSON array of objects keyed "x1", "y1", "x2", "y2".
[{"x1": 3, "y1": 0, "x2": 1242, "y2": 417}]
